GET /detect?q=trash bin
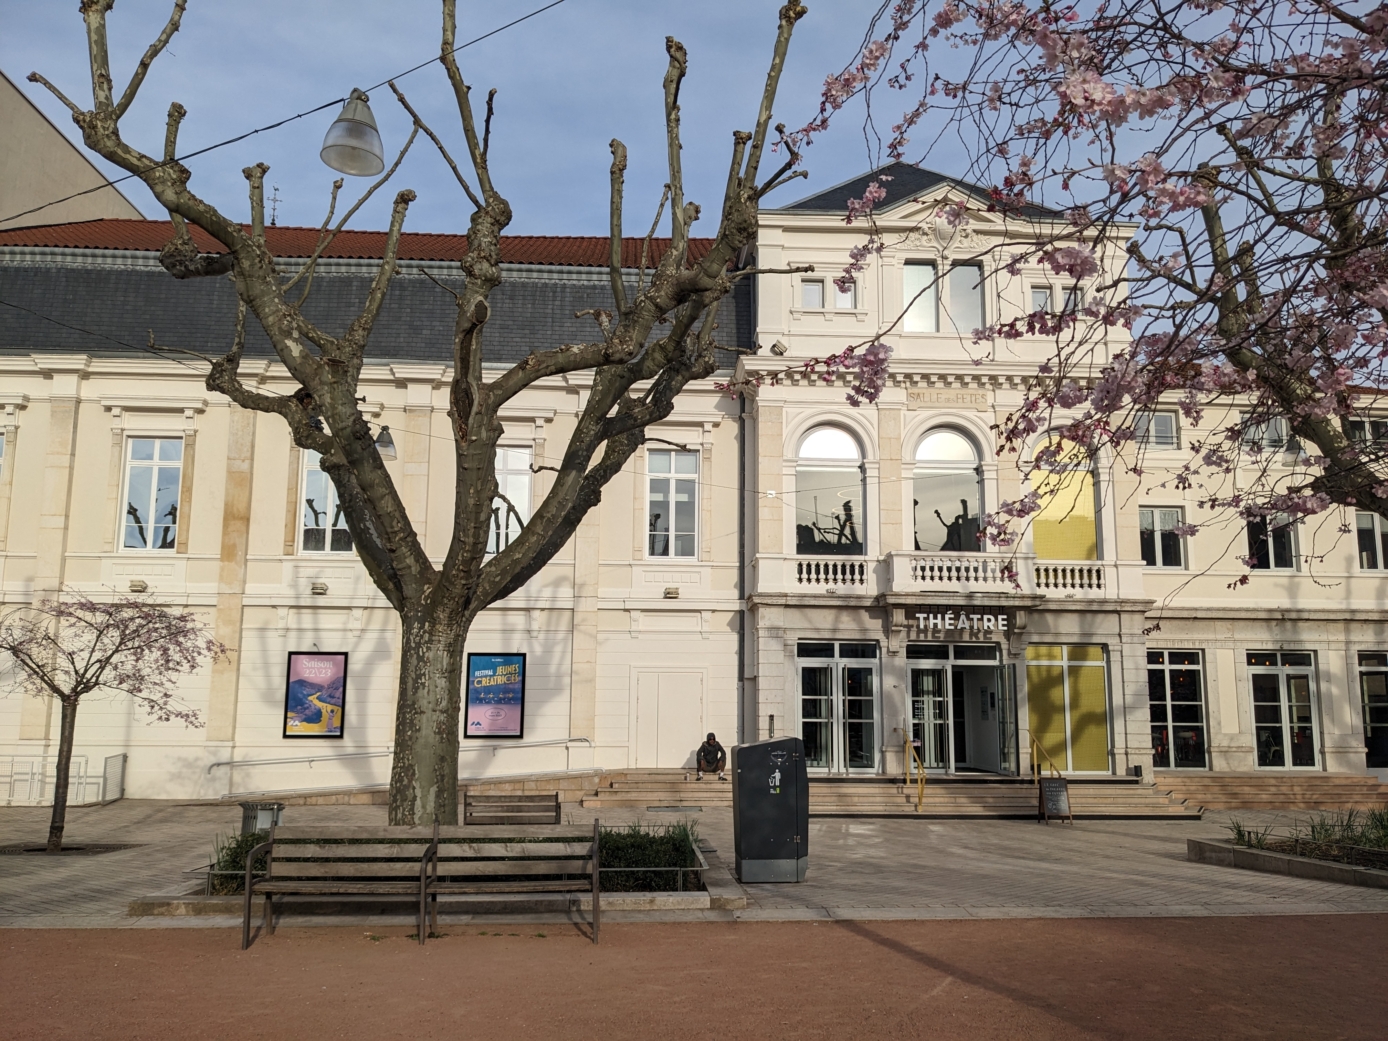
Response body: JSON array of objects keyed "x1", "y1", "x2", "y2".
[
  {"x1": 239, "y1": 801, "x2": 284, "y2": 835},
  {"x1": 731, "y1": 736, "x2": 808, "y2": 883}
]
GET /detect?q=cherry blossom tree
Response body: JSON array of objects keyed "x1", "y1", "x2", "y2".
[
  {"x1": 28, "y1": 0, "x2": 817, "y2": 825},
  {"x1": 798, "y1": 0, "x2": 1388, "y2": 569},
  {"x1": 0, "y1": 593, "x2": 220, "y2": 852}
]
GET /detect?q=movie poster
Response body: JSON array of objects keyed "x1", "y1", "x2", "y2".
[
  {"x1": 283, "y1": 652, "x2": 347, "y2": 738},
  {"x1": 464, "y1": 653, "x2": 525, "y2": 738}
]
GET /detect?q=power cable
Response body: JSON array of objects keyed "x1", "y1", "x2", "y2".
[
  {"x1": 0, "y1": 0, "x2": 570, "y2": 228},
  {"x1": 0, "y1": 297, "x2": 207, "y2": 370}
]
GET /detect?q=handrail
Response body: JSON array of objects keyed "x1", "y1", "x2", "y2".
[
  {"x1": 209, "y1": 737, "x2": 596, "y2": 774},
  {"x1": 896, "y1": 727, "x2": 926, "y2": 812},
  {"x1": 1026, "y1": 732, "x2": 1063, "y2": 783}
]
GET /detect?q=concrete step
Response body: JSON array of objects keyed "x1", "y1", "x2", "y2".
[{"x1": 1154, "y1": 772, "x2": 1388, "y2": 809}]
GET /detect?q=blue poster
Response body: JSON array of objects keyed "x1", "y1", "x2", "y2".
[{"x1": 465, "y1": 653, "x2": 526, "y2": 738}]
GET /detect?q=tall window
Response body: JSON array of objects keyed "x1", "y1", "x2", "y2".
[
  {"x1": 801, "y1": 279, "x2": 824, "y2": 309},
  {"x1": 1134, "y1": 412, "x2": 1178, "y2": 449},
  {"x1": 913, "y1": 429, "x2": 982, "y2": 552},
  {"x1": 1139, "y1": 508, "x2": 1185, "y2": 568},
  {"x1": 1357, "y1": 512, "x2": 1388, "y2": 569},
  {"x1": 1031, "y1": 438, "x2": 1098, "y2": 560},
  {"x1": 942, "y1": 263, "x2": 984, "y2": 335},
  {"x1": 302, "y1": 451, "x2": 352, "y2": 553},
  {"x1": 648, "y1": 449, "x2": 697, "y2": 558},
  {"x1": 488, "y1": 446, "x2": 532, "y2": 554},
  {"x1": 903, "y1": 262, "x2": 938, "y2": 333},
  {"x1": 1359, "y1": 652, "x2": 1388, "y2": 768},
  {"x1": 1148, "y1": 651, "x2": 1207, "y2": 769},
  {"x1": 123, "y1": 437, "x2": 182, "y2": 551},
  {"x1": 796, "y1": 427, "x2": 865, "y2": 556},
  {"x1": 1246, "y1": 516, "x2": 1296, "y2": 570},
  {"x1": 1248, "y1": 651, "x2": 1318, "y2": 768}
]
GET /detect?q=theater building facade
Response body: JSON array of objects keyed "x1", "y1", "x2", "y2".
[
  {"x1": 0, "y1": 163, "x2": 1386, "y2": 803},
  {"x1": 740, "y1": 163, "x2": 1388, "y2": 785}
]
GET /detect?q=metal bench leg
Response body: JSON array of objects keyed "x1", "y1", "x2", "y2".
[
  {"x1": 242, "y1": 885, "x2": 253, "y2": 950},
  {"x1": 263, "y1": 893, "x2": 273, "y2": 936},
  {"x1": 430, "y1": 893, "x2": 438, "y2": 935}
]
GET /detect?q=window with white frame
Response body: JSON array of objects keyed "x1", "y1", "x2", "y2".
[
  {"x1": 1134, "y1": 411, "x2": 1179, "y2": 449},
  {"x1": 1356, "y1": 511, "x2": 1388, "y2": 570},
  {"x1": 122, "y1": 437, "x2": 182, "y2": 551},
  {"x1": 1061, "y1": 286, "x2": 1084, "y2": 314},
  {"x1": 903, "y1": 262, "x2": 938, "y2": 333},
  {"x1": 1030, "y1": 285, "x2": 1053, "y2": 313},
  {"x1": 800, "y1": 278, "x2": 825, "y2": 310},
  {"x1": 647, "y1": 449, "x2": 697, "y2": 557},
  {"x1": 796, "y1": 427, "x2": 866, "y2": 556},
  {"x1": 834, "y1": 280, "x2": 857, "y2": 309},
  {"x1": 1349, "y1": 418, "x2": 1388, "y2": 444},
  {"x1": 1241, "y1": 415, "x2": 1296, "y2": 453},
  {"x1": 1246, "y1": 514, "x2": 1297, "y2": 569},
  {"x1": 488, "y1": 446, "x2": 533, "y2": 554},
  {"x1": 1139, "y1": 507, "x2": 1186, "y2": 568},
  {"x1": 301, "y1": 450, "x2": 352, "y2": 553},
  {"x1": 942, "y1": 263, "x2": 985, "y2": 335}
]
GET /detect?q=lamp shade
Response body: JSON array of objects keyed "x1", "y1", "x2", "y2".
[
  {"x1": 321, "y1": 89, "x2": 385, "y2": 176},
  {"x1": 373, "y1": 425, "x2": 397, "y2": 461}
]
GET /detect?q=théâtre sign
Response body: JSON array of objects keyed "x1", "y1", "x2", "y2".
[{"x1": 914, "y1": 608, "x2": 1011, "y2": 636}]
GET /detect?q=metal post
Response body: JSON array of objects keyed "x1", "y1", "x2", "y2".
[{"x1": 591, "y1": 817, "x2": 601, "y2": 945}]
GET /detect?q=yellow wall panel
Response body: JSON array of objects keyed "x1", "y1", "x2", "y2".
[
  {"x1": 1068, "y1": 662, "x2": 1110, "y2": 771},
  {"x1": 1026, "y1": 663, "x2": 1069, "y2": 771}
]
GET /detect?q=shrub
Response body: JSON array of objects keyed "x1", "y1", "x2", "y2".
[
  {"x1": 598, "y1": 821, "x2": 702, "y2": 892},
  {"x1": 209, "y1": 830, "x2": 269, "y2": 895}
]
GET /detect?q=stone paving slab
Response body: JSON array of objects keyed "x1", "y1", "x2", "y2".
[{"x1": 6, "y1": 799, "x2": 1388, "y2": 927}]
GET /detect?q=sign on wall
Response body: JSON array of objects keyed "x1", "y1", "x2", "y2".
[
  {"x1": 465, "y1": 653, "x2": 526, "y2": 739},
  {"x1": 283, "y1": 652, "x2": 347, "y2": 738},
  {"x1": 913, "y1": 608, "x2": 1011, "y2": 636}
]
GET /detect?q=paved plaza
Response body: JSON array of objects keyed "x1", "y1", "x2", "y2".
[{"x1": 5, "y1": 798, "x2": 1388, "y2": 927}]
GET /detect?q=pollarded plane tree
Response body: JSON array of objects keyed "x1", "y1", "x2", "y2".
[
  {"x1": 30, "y1": 0, "x2": 819, "y2": 825},
  {"x1": 799, "y1": 0, "x2": 1388, "y2": 575}
]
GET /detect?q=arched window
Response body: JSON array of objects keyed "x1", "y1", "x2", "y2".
[
  {"x1": 913, "y1": 429, "x2": 983, "y2": 552},
  {"x1": 1031, "y1": 437, "x2": 1100, "y2": 560},
  {"x1": 796, "y1": 427, "x2": 865, "y2": 556}
]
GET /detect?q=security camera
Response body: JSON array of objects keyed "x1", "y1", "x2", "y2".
[{"x1": 770, "y1": 339, "x2": 789, "y2": 356}]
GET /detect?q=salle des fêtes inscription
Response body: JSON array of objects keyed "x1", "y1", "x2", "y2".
[{"x1": 905, "y1": 388, "x2": 991, "y2": 410}]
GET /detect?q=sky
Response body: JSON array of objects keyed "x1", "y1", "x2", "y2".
[{"x1": 0, "y1": 0, "x2": 901, "y2": 237}]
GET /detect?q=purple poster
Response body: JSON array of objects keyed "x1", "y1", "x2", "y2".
[
  {"x1": 283, "y1": 652, "x2": 347, "y2": 738},
  {"x1": 465, "y1": 653, "x2": 525, "y2": 739}
]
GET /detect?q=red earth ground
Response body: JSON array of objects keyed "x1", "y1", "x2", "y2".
[{"x1": 2, "y1": 916, "x2": 1384, "y2": 1040}]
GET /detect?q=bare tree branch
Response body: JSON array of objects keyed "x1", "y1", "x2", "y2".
[{"x1": 116, "y1": 0, "x2": 186, "y2": 117}]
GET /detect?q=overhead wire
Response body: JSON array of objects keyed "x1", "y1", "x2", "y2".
[{"x1": 0, "y1": 0, "x2": 571, "y2": 228}]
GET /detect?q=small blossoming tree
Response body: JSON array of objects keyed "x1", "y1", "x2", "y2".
[
  {"x1": 796, "y1": 0, "x2": 1388, "y2": 574},
  {"x1": 0, "y1": 594, "x2": 221, "y2": 851}
]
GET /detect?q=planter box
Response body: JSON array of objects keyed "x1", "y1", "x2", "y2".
[{"x1": 1187, "y1": 838, "x2": 1388, "y2": 890}]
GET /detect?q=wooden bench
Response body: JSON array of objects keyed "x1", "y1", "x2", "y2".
[
  {"x1": 421, "y1": 819, "x2": 599, "y2": 944},
  {"x1": 240, "y1": 826, "x2": 433, "y2": 949},
  {"x1": 463, "y1": 792, "x2": 562, "y2": 825},
  {"x1": 240, "y1": 822, "x2": 599, "y2": 949}
]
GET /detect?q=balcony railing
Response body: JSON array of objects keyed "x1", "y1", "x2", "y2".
[
  {"x1": 754, "y1": 553, "x2": 1139, "y2": 599},
  {"x1": 1034, "y1": 561, "x2": 1108, "y2": 593},
  {"x1": 795, "y1": 558, "x2": 869, "y2": 587}
]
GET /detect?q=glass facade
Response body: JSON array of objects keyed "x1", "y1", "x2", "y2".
[
  {"x1": 1248, "y1": 651, "x2": 1317, "y2": 768},
  {"x1": 1147, "y1": 651, "x2": 1207, "y2": 769}
]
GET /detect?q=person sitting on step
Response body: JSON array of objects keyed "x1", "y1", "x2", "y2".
[{"x1": 696, "y1": 733, "x2": 726, "y2": 781}]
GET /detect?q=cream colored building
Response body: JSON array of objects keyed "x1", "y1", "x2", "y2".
[
  {"x1": 1, "y1": 163, "x2": 1386, "y2": 806},
  {"x1": 0, "y1": 221, "x2": 744, "y2": 801},
  {"x1": 0, "y1": 70, "x2": 143, "y2": 230},
  {"x1": 741, "y1": 163, "x2": 1388, "y2": 786}
]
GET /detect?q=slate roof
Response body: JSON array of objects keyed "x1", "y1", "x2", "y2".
[
  {"x1": 0, "y1": 219, "x2": 715, "y2": 267},
  {"x1": 779, "y1": 161, "x2": 1061, "y2": 220},
  {"x1": 0, "y1": 222, "x2": 749, "y2": 368}
]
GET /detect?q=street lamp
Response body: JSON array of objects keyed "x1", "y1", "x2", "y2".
[
  {"x1": 320, "y1": 89, "x2": 385, "y2": 176},
  {"x1": 373, "y1": 425, "x2": 397, "y2": 461}
]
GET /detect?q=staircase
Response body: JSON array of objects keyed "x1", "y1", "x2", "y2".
[
  {"x1": 577, "y1": 770, "x2": 1200, "y2": 819},
  {"x1": 1155, "y1": 771, "x2": 1388, "y2": 811}
]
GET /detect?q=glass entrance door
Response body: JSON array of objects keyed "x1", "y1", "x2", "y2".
[
  {"x1": 797, "y1": 642, "x2": 880, "y2": 774},
  {"x1": 1248, "y1": 651, "x2": 1319, "y2": 768},
  {"x1": 910, "y1": 667, "x2": 950, "y2": 769},
  {"x1": 907, "y1": 643, "x2": 1016, "y2": 775}
]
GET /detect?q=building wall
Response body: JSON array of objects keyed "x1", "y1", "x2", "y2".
[
  {"x1": 744, "y1": 189, "x2": 1382, "y2": 779},
  {"x1": 0, "y1": 307, "x2": 741, "y2": 800}
]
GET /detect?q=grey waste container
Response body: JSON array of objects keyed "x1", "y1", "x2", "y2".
[
  {"x1": 239, "y1": 801, "x2": 284, "y2": 835},
  {"x1": 731, "y1": 737, "x2": 808, "y2": 883}
]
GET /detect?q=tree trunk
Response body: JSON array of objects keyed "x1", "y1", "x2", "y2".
[
  {"x1": 388, "y1": 610, "x2": 467, "y2": 826},
  {"x1": 46, "y1": 698, "x2": 79, "y2": 852}
]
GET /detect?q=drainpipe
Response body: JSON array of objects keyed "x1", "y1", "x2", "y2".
[{"x1": 737, "y1": 387, "x2": 747, "y2": 745}]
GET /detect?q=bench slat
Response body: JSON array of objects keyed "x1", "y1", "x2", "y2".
[
  {"x1": 270, "y1": 861, "x2": 425, "y2": 878},
  {"x1": 271, "y1": 825, "x2": 586, "y2": 840},
  {"x1": 273, "y1": 843, "x2": 430, "y2": 859},
  {"x1": 464, "y1": 794, "x2": 559, "y2": 804},
  {"x1": 428, "y1": 880, "x2": 591, "y2": 894},
  {"x1": 463, "y1": 814, "x2": 563, "y2": 826},
  {"x1": 252, "y1": 881, "x2": 420, "y2": 894},
  {"x1": 431, "y1": 859, "x2": 592, "y2": 877},
  {"x1": 434, "y1": 842, "x2": 592, "y2": 857}
]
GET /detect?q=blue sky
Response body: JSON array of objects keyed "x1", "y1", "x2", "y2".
[{"x1": 1, "y1": 0, "x2": 900, "y2": 236}]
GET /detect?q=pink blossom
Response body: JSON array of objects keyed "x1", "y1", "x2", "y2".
[{"x1": 1041, "y1": 245, "x2": 1100, "y2": 279}]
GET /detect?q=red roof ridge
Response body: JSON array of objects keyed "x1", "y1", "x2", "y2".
[{"x1": 0, "y1": 218, "x2": 716, "y2": 267}]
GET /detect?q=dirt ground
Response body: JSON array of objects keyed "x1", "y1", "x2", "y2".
[{"x1": 3, "y1": 916, "x2": 1384, "y2": 1040}]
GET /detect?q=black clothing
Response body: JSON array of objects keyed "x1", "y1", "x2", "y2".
[{"x1": 697, "y1": 740, "x2": 726, "y2": 768}]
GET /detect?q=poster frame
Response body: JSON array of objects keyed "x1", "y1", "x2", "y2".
[
  {"x1": 464, "y1": 652, "x2": 527, "y2": 740},
  {"x1": 282, "y1": 651, "x2": 349, "y2": 739}
]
